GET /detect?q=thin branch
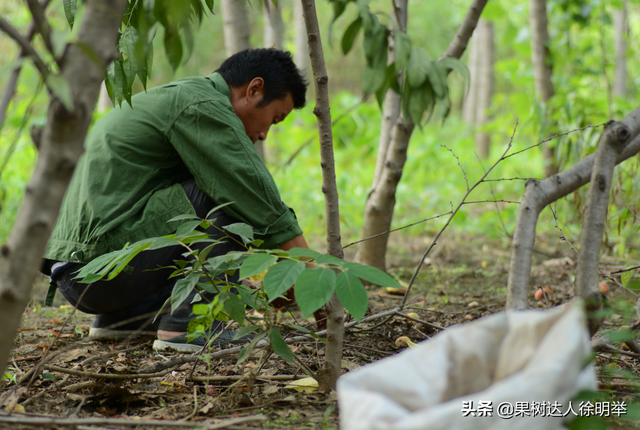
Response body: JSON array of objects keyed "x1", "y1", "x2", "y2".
[
  {"x1": 0, "y1": 414, "x2": 267, "y2": 429},
  {"x1": 189, "y1": 374, "x2": 304, "y2": 382},
  {"x1": 341, "y1": 211, "x2": 452, "y2": 249},
  {"x1": 439, "y1": 0, "x2": 489, "y2": 60},
  {"x1": 0, "y1": 80, "x2": 44, "y2": 179},
  {"x1": 0, "y1": 0, "x2": 51, "y2": 134},
  {"x1": 504, "y1": 123, "x2": 607, "y2": 160},
  {"x1": 611, "y1": 265, "x2": 640, "y2": 275},
  {"x1": 400, "y1": 120, "x2": 519, "y2": 310},
  {"x1": 463, "y1": 199, "x2": 520, "y2": 205},
  {"x1": 0, "y1": 17, "x2": 49, "y2": 78},
  {"x1": 442, "y1": 145, "x2": 469, "y2": 191},
  {"x1": 25, "y1": 0, "x2": 55, "y2": 60}
]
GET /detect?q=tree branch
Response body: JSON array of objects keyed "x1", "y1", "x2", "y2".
[
  {"x1": 0, "y1": 17, "x2": 49, "y2": 78},
  {"x1": 0, "y1": 415, "x2": 267, "y2": 429},
  {"x1": 439, "y1": 0, "x2": 489, "y2": 60},
  {"x1": 506, "y1": 106, "x2": 640, "y2": 309},
  {"x1": 25, "y1": 0, "x2": 55, "y2": 60}
]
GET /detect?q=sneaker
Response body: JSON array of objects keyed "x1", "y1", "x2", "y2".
[
  {"x1": 152, "y1": 329, "x2": 252, "y2": 353},
  {"x1": 88, "y1": 315, "x2": 157, "y2": 340}
]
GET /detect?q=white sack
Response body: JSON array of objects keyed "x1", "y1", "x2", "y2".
[{"x1": 337, "y1": 303, "x2": 596, "y2": 430}]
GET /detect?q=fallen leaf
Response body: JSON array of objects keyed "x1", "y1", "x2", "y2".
[{"x1": 284, "y1": 377, "x2": 318, "y2": 393}]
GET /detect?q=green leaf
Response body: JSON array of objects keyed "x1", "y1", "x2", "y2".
[
  {"x1": 394, "y1": 32, "x2": 411, "y2": 73},
  {"x1": 164, "y1": 29, "x2": 183, "y2": 71},
  {"x1": 362, "y1": 64, "x2": 386, "y2": 97},
  {"x1": 46, "y1": 74, "x2": 73, "y2": 111},
  {"x1": 239, "y1": 253, "x2": 278, "y2": 280},
  {"x1": 270, "y1": 328, "x2": 293, "y2": 364},
  {"x1": 205, "y1": 0, "x2": 214, "y2": 13},
  {"x1": 622, "y1": 270, "x2": 633, "y2": 287},
  {"x1": 315, "y1": 254, "x2": 345, "y2": 266},
  {"x1": 237, "y1": 331, "x2": 268, "y2": 364},
  {"x1": 438, "y1": 57, "x2": 470, "y2": 94},
  {"x1": 206, "y1": 201, "x2": 235, "y2": 219},
  {"x1": 344, "y1": 262, "x2": 400, "y2": 289},
  {"x1": 63, "y1": 0, "x2": 77, "y2": 29},
  {"x1": 221, "y1": 291, "x2": 245, "y2": 323},
  {"x1": 406, "y1": 46, "x2": 432, "y2": 88},
  {"x1": 336, "y1": 271, "x2": 368, "y2": 321},
  {"x1": 168, "y1": 214, "x2": 200, "y2": 222},
  {"x1": 294, "y1": 268, "x2": 336, "y2": 318},
  {"x1": 342, "y1": 17, "x2": 362, "y2": 55},
  {"x1": 288, "y1": 247, "x2": 322, "y2": 260},
  {"x1": 427, "y1": 61, "x2": 448, "y2": 99},
  {"x1": 171, "y1": 272, "x2": 201, "y2": 314},
  {"x1": 264, "y1": 260, "x2": 305, "y2": 301},
  {"x1": 175, "y1": 220, "x2": 202, "y2": 238},
  {"x1": 233, "y1": 325, "x2": 262, "y2": 340},
  {"x1": 120, "y1": 26, "x2": 140, "y2": 92},
  {"x1": 223, "y1": 222, "x2": 254, "y2": 244}
]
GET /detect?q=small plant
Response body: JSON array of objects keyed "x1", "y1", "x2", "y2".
[{"x1": 76, "y1": 205, "x2": 401, "y2": 370}]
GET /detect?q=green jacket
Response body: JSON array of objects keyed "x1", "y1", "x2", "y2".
[{"x1": 44, "y1": 73, "x2": 302, "y2": 264}]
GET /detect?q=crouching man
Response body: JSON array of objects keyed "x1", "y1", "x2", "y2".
[{"x1": 42, "y1": 48, "x2": 310, "y2": 352}]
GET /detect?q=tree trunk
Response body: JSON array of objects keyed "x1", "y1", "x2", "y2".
[
  {"x1": 0, "y1": 0, "x2": 127, "y2": 376},
  {"x1": 293, "y1": 0, "x2": 310, "y2": 78},
  {"x1": 613, "y1": 0, "x2": 628, "y2": 98},
  {"x1": 474, "y1": 19, "x2": 494, "y2": 159},
  {"x1": 356, "y1": 0, "x2": 488, "y2": 273},
  {"x1": 220, "y1": 0, "x2": 251, "y2": 56},
  {"x1": 506, "y1": 106, "x2": 640, "y2": 310},
  {"x1": 530, "y1": 0, "x2": 559, "y2": 177},
  {"x1": 262, "y1": 0, "x2": 283, "y2": 50},
  {"x1": 300, "y1": 0, "x2": 344, "y2": 392},
  {"x1": 356, "y1": 0, "x2": 409, "y2": 273},
  {"x1": 462, "y1": 29, "x2": 479, "y2": 125},
  {"x1": 575, "y1": 122, "x2": 630, "y2": 334},
  {"x1": 220, "y1": 0, "x2": 265, "y2": 161}
]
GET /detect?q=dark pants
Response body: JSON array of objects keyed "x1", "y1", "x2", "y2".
[{"x1": 54, "y1": 178, "x2": 246, "y2": 332}]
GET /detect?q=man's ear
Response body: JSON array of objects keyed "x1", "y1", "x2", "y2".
[{"x1": 246, "y1": 77, "x2": 265, "y2": 102}]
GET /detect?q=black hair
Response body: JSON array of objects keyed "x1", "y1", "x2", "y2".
[{"x1": 215, "y1": 48, "x2": 307, "y2": 109}]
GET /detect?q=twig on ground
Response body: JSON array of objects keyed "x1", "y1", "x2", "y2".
[
  {"x1": 42, "y1": 364, "x2": 179, "y2": 380},
  {"x1": 399, "y1": 120, "x2": 520, "y2": 311},
  {"x1": 611, "y1": 265, "x2": 640, "y2": 274},
  {"x1": 392, "y1": 311, "x2": 445, "y2": 330},
  {"x1": 189, "y1": 374, "x2": 304, "y2": 382},
  {"x1": 0, "y1": 414, "x2": 267, "y2": 429}
]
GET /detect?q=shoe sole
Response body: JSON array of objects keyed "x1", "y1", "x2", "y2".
[
  {"x1": 152, "y1": 339, "x2": 203, "y2": 353},
  {"x1": 89, "y1": 327, "x2": 157, "y2": 340}
]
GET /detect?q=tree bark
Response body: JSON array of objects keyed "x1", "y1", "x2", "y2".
[
  {"x1": 293, "y1": 0, "x2": 310, "y2": 78},
  {"x1": 262, "y1": 0, "x2": 283, "y2": 50},
  {"x1": 506, "y1": 107, "x2": 640, "y2": 310},
  {"x1": 220, "y1": 0, "x2": 265, "y2": 161},
  {"x1": 575, "y1": 121, "x2": 630, "y2": 334},
  {"x1": 613, "y1": 0, "x2": 628, "y2": 98},
  {"x1": 474, "y1": 19, "x2": 494, "y2": 159},
  {"x1": 356, "y1": 0, "x2": 488, "y2": 273},
  {"x1": 220, "y1": 0, "x2": 251, "y2": 56},
  {"x1": 300, "y1": 0, "x2": 344, "y2": 392},
  {"x1": 462, "y1": 30, "x2": 479, "y2": 125},
  {"x1": 0, "y1": 0, "x2": 127, "y2": 375},
  {"x1": 530, "y1": 0, "x2": 559, "y2": 177}
]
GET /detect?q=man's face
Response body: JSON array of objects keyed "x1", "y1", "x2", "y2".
[{"x1": 231, "y1": 78, "x2": 294, "y2": 144}]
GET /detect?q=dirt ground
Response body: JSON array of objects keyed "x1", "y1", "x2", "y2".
[{"x1": 1, "y1": 233, "x2": 640, "y2": 429}]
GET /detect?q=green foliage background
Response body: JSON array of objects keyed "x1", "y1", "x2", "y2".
[{"x1": 0, "y1": 0, "x2": 639, "y2": 259}]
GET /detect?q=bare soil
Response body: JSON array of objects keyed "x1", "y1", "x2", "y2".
[{"x1": 1, "y1": 233, "x2": 640, "y2": 429}]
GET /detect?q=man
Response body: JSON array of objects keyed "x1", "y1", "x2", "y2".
[{"x1": 42, "y1": 48, "x2": 310, "y2": 352}]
